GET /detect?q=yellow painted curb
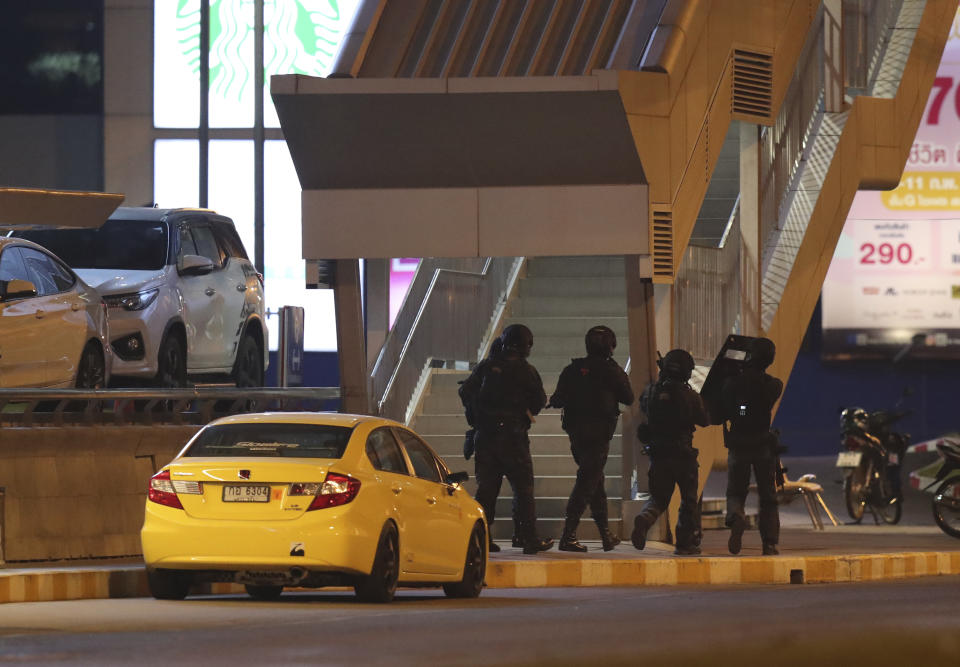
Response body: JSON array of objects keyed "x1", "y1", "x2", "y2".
[{"x1": 3, "y1": 551, "x2": 960, "y2": 604}]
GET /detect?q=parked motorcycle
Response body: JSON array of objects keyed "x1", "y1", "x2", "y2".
[
  {"x1": 836, "y1": 406, "x2": 909, "y2": 524},
  {"x1": 929, "y1": 439, "x2": 960, "y2": 538}
]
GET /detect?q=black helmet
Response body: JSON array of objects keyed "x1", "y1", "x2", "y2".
[
  {"x1": 747, "y1": 337, "x2": 776, "y2": 370},
  {"x1": 500, "y1": 324, "x2": 533, "y2": 358},
  {"x1": 659, "y1": 349, "x2": 695, "y2": 381},
  {"x1": 585, "y1": 325, "x2": 616, "y2": 358}
]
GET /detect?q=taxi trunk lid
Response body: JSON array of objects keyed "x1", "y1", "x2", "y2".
[{"x1": 167, "y1": 458, "x2": 332, "y2": 520}]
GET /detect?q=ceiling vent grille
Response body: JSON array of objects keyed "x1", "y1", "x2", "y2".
[
  {"x1": 651, "y1": 207, "x2": 674, "y2": 282},
  {"x1": 732, "y1": 49, "x2": 773, "y2": 118}
]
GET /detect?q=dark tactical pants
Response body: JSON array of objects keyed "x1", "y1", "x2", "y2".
[
  {"x1": 726, "y1": 446, "x2": 780, "y2": 546},
  {"x1": 638, "y1": 448, "x2": 700, "y2": 549},
  {"x1": 474, "y1": 426, "x2": 538, "y2": 543},
  {"x1": 564, "y1": 422, "x2": 614, "y2": 529}
]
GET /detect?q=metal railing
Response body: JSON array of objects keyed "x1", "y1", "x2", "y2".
[
  {"x1": 0, "y1": 387, "x2": 339, "y2": 427},
  {"x1": 370, "y1": 257, "x2": 523, "y2": 421},
  {"x1": 845, "y1": 0, "x2": 905, "y2": 96},
  {"x1": 674, "y1": 202, "x2": 741, "y2": 362},
  {"x1": 759, "y1": 4, "x2": 825, "y2": 252}
]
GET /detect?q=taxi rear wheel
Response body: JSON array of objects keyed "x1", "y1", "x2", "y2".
[
  {"x1": 245, "y1": 584, "x2": 283, "y2": 601},
  {"x1": 443, "y1": 523, "x2": 486, "y2": 599},
  {"x1": 354, "y1": 523, "x2": 399, "y2": 603},
  {"x1": 147, "y1": 569, "x2": 190, "y2": 600}
]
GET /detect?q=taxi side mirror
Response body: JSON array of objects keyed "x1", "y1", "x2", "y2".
[
  {"x1": 446, "y1": 471, "x2": 469, "y2": 485},
  {"x1": 1, "y1": 279, "x2": 37, "y2": 301}
]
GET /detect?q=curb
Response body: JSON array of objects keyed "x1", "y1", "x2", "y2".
[{"x1": 3, "y1": 551, "x2": 960, "y2": 604}]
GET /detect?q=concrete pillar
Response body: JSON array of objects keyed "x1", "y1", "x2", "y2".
[
  {"x1": 365, "y1": 258, "x2": 390, "y2": 368},
  {"x1": 334, "y1": 259, "x2": 370, "y2": 414},
  {"x1": 739, "y1": 121, "x2": 761, "y2": 336},
  {"x1": 824, "y1": 0, "x2": 845, "y2": 113},
  {"x1": 621, "y1": 257, "x2": 659, "y2": 538}
]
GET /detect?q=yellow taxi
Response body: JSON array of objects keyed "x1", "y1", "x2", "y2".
[{"x1": 141, "y1": 413, "x2": 487, "y2": 603}]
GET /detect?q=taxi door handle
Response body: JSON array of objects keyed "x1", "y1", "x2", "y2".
[
  {"x1": 71, "y1": 302, "x2": 81, "y2": 311},
  {"x1": 204, "y1": 287, "x2": 216, "y2": 297},
  {"x1": 426, "y1": 497, "x2": 437, "y2": 505},
  {"x1": 35, "y1": 309, "x2": 45, "y2": 319},
  {"x1": 391, "y1": 486, "x2": 402, "y2": 495}
]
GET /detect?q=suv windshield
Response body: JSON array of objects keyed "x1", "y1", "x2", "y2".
[
  {"x1": 18, "y1": 219, "x2": 169, "y2": 270},
  {"x1": 185, "y1": 423, "x2": 354, "y2": 459}
]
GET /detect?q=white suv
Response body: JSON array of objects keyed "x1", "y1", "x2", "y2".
[{"x1": 18, "y1": 208, "x2": 268, "y2": 387}]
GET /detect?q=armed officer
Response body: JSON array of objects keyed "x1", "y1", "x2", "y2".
[
  {"x1": 721, "y1": 337, "x2": 784, "y2": 556},
  {"x1": 459, "y1": 324, "x2": 554, "y2": 554},
  {"x1": 631, "y1": 349, "x2": 710, "y2": 555},
  {"x1": 550, "y1": 326, "x2": 634, "y2": 552}
]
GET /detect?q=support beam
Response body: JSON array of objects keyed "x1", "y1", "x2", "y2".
[
  {"x1": 622, "y1": 257, "x2": 659, "y2": 538},
  {"x1": 365, "y1": 258, "x2": 391, "y2": 368},
  {"x1": 739, "y1": 121, "x2": 761, "y2": 336},
  {"x1": 334, "y1": 259, "x2": 370, "y2": 414}
]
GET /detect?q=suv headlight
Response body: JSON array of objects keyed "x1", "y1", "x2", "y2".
[{"x1": 104, "y1": 288, "x2": 159, "y2": 311}]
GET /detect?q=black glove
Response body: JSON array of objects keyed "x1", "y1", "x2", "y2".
[{"x1": 463, "y1": 429, "x2": 476, "y2": 460}]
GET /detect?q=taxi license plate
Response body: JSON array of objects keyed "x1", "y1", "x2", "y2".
[
  {"x1": 836, "y1": 451, "x2": 862, "y2": 468},
  {"x1": 223, "y1": 485, "x2": 270, "y2": 502}
]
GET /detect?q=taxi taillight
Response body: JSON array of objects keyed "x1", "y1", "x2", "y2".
[
  {"x1": 148, "y1": 469, "x2": 202, "y2": 509},
  {"x1": 306, "y1": 473, "x2": 360, "y2": 511}
]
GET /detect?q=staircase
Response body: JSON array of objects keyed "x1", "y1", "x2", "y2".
[{"x1": 412, "y1": 256, "x2": 629, "y2": 541}]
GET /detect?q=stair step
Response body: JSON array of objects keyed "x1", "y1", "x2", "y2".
[
  {"x1": 528, "y1": 353, "x2": 628, "y2": 373},
  {"x1": 435, "y1": 453, "x2": 623, "y2": 476},
  {"x1": 526, "y1": 256, "x2": 626, "y2": 278},
  {"x1": 458, "y1": 475, "x2": 620, "y2": 498},
  {"x1": 421, "y1": 434, "x2": 622, "y2": 457},
  {"x1": 702, "y1": 513, "x2": 758, "y2": 530},
  {"x1": 492, "y1": 497, "x2": 621, "y2": 518},
  {"x1": 511, "y1": 295, "x2": 626, "y2": 317},
  {"x1": 519, "y1": 276, "x2": 626, "y2": 299},
  {"x1": 490, "y1": 517, "x2": 622, "y2": 540},
  {"x1": 502, "y1": 316, "x2": 629, "y2": 338}
]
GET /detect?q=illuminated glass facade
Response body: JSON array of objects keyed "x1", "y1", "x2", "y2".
[{"x1": 151, "y1": 0, "x2": 361, "y2": 351}]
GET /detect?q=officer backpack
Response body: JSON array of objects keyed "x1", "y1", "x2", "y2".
[
  {"x1": 643, "y1": 379, "x2": 688, "y2": 438},
  {"x1": 562, "y1": 359, "x2": 617, "y2": 424},
  {"x1": 477, "y1": 361, "x2": 525, "y2": 419},
  {"x1": 725, "y1": 376, "x2": 774, "y2": 435}
]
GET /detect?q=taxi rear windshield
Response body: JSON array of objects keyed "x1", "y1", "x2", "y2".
[{"x1": 185, "y1": 423, "x2": 353, "y2": 459}]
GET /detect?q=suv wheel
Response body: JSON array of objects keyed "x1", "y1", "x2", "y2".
[
  {"x1": 156, "y1": 334, "x2": 187, "y2": 387},
  {"x1": 76, "y1": 342, "x2": 105, "y2": 389},
  {"x1": 233, "y1": 334, "x2": 263, "y2": 388}
]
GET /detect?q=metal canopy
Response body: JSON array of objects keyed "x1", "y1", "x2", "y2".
[
  {"x1": 0, "y1": 188, "x2": 125, "y2": 229},
  {"x1": 272, "y1": 73, "x2": 649, "y2": 259}
]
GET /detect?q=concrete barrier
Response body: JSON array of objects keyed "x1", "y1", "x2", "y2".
[{"x1": 0, "y1": 425, "x2": 199, "y2": 562}]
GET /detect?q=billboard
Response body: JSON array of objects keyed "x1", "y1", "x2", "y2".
[{"x1": 822, "y1": 15, "x2": 960, "y2": 358}]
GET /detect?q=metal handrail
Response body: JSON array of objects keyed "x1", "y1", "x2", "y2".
[
  {"x1": 370, "y1": 257, "x2": 522, "y2": 421},
  {"x1": 0, "y1": 387, "x2": 340, "y2": 427}
]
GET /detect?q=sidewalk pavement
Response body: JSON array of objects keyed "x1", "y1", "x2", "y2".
[{"x1": 3, "y1": 525, "x2": 959, "y2": 604}]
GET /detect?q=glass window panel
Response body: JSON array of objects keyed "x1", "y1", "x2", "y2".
[
  {"x1": 394, "y1": 430, "x2": 442, "y2": 483},
  {"x1": 154, "y1": 0, "x2": 201, "y2": 128},
  {"x1": 265, "y1": 139, "x2": 337, "y2": 352},
  {"x1": 154, "y1": 139, "x2": 199, "y2": 208},
  {"x1": 263, "y1": 0, "x2": 364, "y2": 128},
  {"x1": 209, "y1": 0, "x2": 254, "y2": 128},
  {"x1": 209, "y1": 139, "x2": 255, "y2": 254}
]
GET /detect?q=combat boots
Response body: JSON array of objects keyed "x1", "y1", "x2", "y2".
[
  {"x1": 599, "y1": 526, "x2": 621, "y2": 551},
  {"x1": 559, "y1": 530, "x2": 587, "y2": 553}
]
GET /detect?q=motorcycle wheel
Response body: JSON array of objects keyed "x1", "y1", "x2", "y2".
[
  {"x1": 932, "y1": 478, "x2": 960, "y2": 538},
  {"x1": 873, "y1": 497, "x2": 902, "y2": 525},
  {"x1": 844, "y1": 467, "x2": 866, "y2": 522}
]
